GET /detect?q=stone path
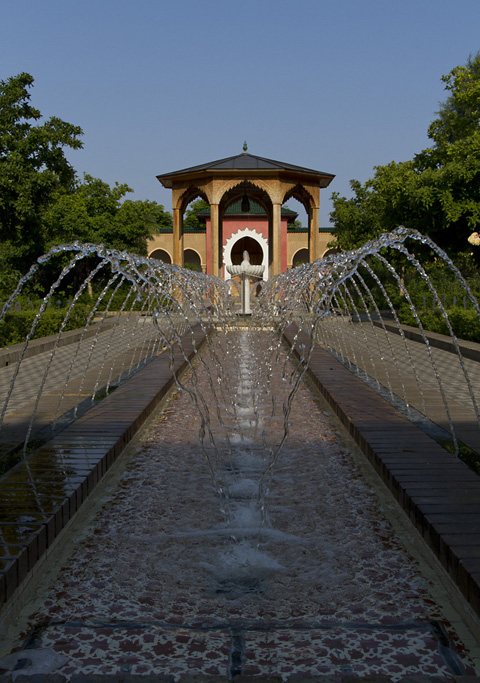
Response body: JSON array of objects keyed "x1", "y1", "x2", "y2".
[
  {"x1": 0, "y1": 329, "x2": 478, "y2": 679},
  {"x1": 0, "y1": 316, "x2": 189, "y2": 461},
  {"x1": 313, "y1": 318, "x2": 480, "y2": 453}
]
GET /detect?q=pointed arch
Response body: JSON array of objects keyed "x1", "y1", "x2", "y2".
[
  {"x1": 283, "y1": 183, "x2": 320, "y2": 263},
  {"x1": 177, "y1": 186, "x2": 210, "y2": 213},
  {"x1": 219, "y1": 180, "x2": 272, "y2": 215},
  {"x1": 216, "y1": 181, "x2": 273, "y2": 278},
  {"x1": 282, "y1": 183, "x2": 316, "y2": 213}
]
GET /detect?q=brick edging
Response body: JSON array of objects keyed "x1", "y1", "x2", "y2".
[
  {"x1": 283, "y1": 324, "x2": 480, "y2": 619},
  {"x1": 0, "y1": 325, "x2": 208, "y2": 612}
]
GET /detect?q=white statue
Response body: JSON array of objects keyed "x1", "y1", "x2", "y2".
[{"x1": 227, "y1": 250, "x2": 264, "y2": 315}]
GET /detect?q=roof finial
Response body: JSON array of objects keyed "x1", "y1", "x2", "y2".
[{"x1": 243, "y1": 140, "x2": 248, "y2": 153}]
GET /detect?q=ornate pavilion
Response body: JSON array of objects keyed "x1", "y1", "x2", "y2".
[{"x1": 149, "y1": 146, "x2": 335, "y2": 279}]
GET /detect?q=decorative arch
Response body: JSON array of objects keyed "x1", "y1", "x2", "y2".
[
  {"x1": 149, "y1": 248, "x2": 172, "y2": 264},
  {"x1": 218, "y1": 182, "x2": 273, "y2": 279},
  {"x1": 223, "y1": 227, "x2": 269, "y2": 281},
  {"x1": 183, "y1": 248, "x2": 202, "y2": 271},
  {"x1": 282, "y1": 183, "x2": 320, "y2": 264},
  {"x1": 282, "y1": 183, "x2": 315, "y2": 213},
  {"x1": 213, "y1": 177, "x2": 276, "y2": 206},
  {"x1": 219, "y1": 180, "x2": 272, "y2": 215},
  {"x1": 177, "y1": 185, "x2": 210, "y2": 213},
  {"x1": 292, "y1": 248, "x2": 309, "y2": 268}
]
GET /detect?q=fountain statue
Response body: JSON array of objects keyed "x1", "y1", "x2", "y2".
[{"x1": 226, "y1": 250, "x2": 264, "y2": 315}]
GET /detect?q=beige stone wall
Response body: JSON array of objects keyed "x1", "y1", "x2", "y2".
[
  {"x1": 287, "y1": 233, "x2": 308, "y2": 268},
  {"x1": 184, "y1": 234, "x2": 207, "y2": 271},
  {"x1": 147, "y1": 232, "x2": 207, "y2": 270},
  {"x1": 148, "y1": 233, "x2": 173, "y2": 261},
  {"x1": 149, "y1": 229, "x2": 334, "y2": 271},
  {"x1": 319, "y1": 231, "x2": 336, "y2": 257},
  {"x1": 287, "y1": 231, "x2": 336, "y2": 268}
]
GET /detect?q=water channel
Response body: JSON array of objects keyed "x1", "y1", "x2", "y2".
[
  {"x1": 1, "y1": 228, "x2": 480, "y2": 678},
  {"x1": 0, "y1": 329, "x2": 477, "y2": 678}
]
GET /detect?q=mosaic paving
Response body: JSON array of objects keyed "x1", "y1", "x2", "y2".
[{"x1": 1, "y1": 331, "x2": 476, "y2": 679}]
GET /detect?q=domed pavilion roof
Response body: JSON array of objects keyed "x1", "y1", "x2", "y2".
[{"x1": 157, "y1": 150, "x2": 335, "y2": 189}]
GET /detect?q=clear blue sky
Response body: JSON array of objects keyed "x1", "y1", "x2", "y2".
[{"x1": 1, "y1": 0, "x2": 479, "y2": 226}]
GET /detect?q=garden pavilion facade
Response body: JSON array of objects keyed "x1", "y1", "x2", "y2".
[{"x1": 150, "y1": 148, "x2": 335, "y2": 279}]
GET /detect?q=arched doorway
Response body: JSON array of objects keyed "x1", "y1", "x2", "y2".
[
  {"x1": 183, "y1": 248, "x2": 202, "y2": 271},
  {"x1": 322, "y1": 247, "x2": 340, "y2": 258},
  {"x1": 292, "y1": 248, "x2": 309, "y2": 268},
  {"x1": 231, "y1": 236, "x2": 264, "y2": 266},
  {"x1": 227, "y1": 235, "x2": 265, "y2": 302},
  {"x1": 223, "y1": 227, "x2": 269, "y2": 281},
  {"x1": 150, "y1": 249, "x2": 172, "y2": 264}
]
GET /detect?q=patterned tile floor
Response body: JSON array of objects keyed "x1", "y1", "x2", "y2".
[{"x1": 1, "y1": 330, "x2": 477, "y2": 679}]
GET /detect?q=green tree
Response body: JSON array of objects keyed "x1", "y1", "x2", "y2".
[
  {"x1": 331, "y1": 53, "x2": 480, "y2": 257},
  {"x1": 427, "y1": 53, "x2": 480, "y2": 149},
  {"x1": 45, "y1": 174, "x2": 173, "y2": 255},
  {"x1": 0, "y1": 73, "x2": 83, "y2": 277},
  {"x1": 183, "y1": 198, "x2": 209, "y2": 231}
]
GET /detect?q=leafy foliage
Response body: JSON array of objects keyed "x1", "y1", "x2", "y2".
[
  {"x1": 183, "y1": 199, "x2": 209, "y2": 231},
  {"x1": 0, "y1": 302, "x2": 91, "y2": 347},
  {"x1": 44, "y1": 175, "x2": 172, "y2": 255},
  {"x1": 0, "y1": 73, "x2": 173, "y2": 300},
  {"x1": 398, "y1": 306, "x2": 480, "y2": 343},
  {"x1": 0, "y1": 73, "x2": 83, "y2": 271},
  {"x1": 331, "y1": 53, "x2": 480, "y2": 259}
]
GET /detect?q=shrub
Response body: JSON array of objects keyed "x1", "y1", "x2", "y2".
[
  {"x1": 0, "y1": 303, "x2": 92, "y2": 347},
  {"x1": 398, "y1": 304, "x2": 480, "y2": 342}
]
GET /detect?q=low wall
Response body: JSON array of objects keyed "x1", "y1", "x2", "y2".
[
  {"x1": 0, "y1": 316, "x2": 122, "y2": 368},
  {"x1": 373, "y1": 320, "x2": 480, "y2": 363},
  {"x1": 283, "y1": 324, "x2": 480, "y2": 620},
  {"x1": 0, "y1": 325, "x2": 207, "y2": 612}
]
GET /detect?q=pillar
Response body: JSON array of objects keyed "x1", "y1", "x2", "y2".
[
  {"x1": 309, "y1": 206, "x2": 320, "y2": 263},
  {"x1": 210, "y1": 203, "x2": 219, "y2": 277},
  {"x1": 271, "y1": 203, "x2": 282, "y2": 276},
  {"x1": 173, "y1": 207, "x2": 183, "y2": 266}
]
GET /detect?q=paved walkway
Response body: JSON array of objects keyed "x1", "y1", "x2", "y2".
[
  {"x1": 0, "y1": 325, "x2": 206, "y2": 606},
  {"x1": 286, "y1": 323, "x2": 480, "y2": 642}
]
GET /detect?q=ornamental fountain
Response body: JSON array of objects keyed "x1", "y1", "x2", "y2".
[
  {"x1": 226, "y1": 250, "x2": 264, "y2": 315},
  {"x1": 0, "y1": 228, "x2": 480, "y2": 677}
]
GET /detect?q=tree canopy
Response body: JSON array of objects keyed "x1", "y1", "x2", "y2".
[
  {"x1": 0, "y1": 73, "x2": 83, "y2": 282},
  {"x1": 331, "y1": 53, "x2": 480, "y2": 258},
  {"x1": 0, "y1": 73, "x2": 172, "y2": 295},
  {"x1": 44, "y1": 175, "x2": 172, "y2": 255}
]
